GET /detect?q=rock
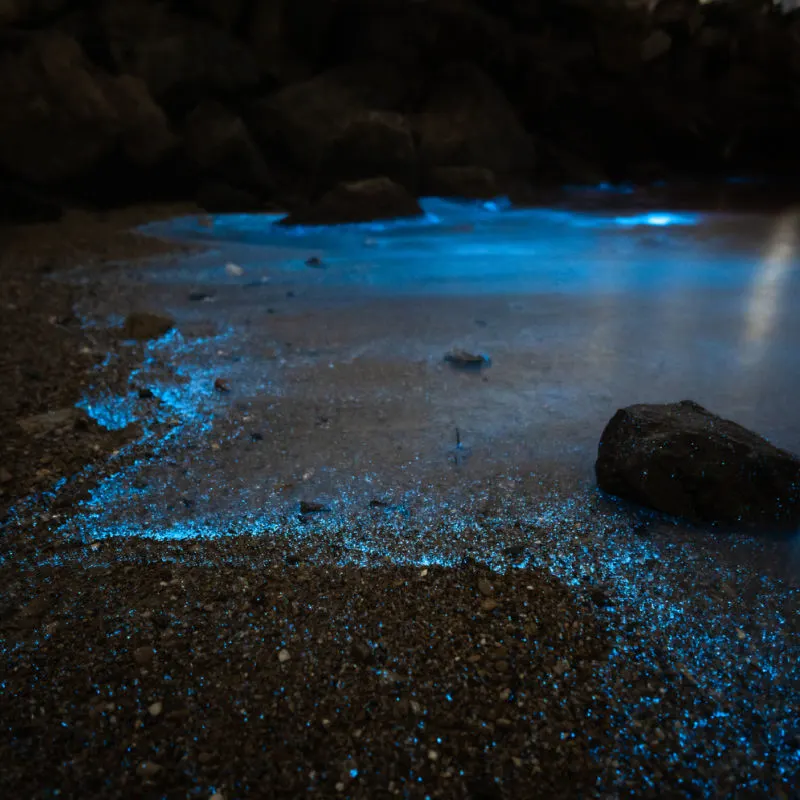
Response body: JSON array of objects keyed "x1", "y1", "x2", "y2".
[
  {"x1": 444, "y1": 350, "x2": 490, "y2": 370},
  {"x1": 136, "y1": 761, "x2": 162, "y2": 779},
  {"x1": 316, "y1": 111, "x2": 417, "y2": 194},
  {"x1": 423, "y1": 166, "x2": 498, "y2": 200},
  {"x1": 147, "y1": 701, "x2": 163, "y2": 717},
  {"x1": 121, "y1": 312, "x2": 174, "y2": 341},
  {"x1": 596, "y1": 400, "x2": 800, "y2": 530},
  {"x1": 243, "y1": 0, "x2": 312, "y2": 84},
  {"x1": 277, "y1": 648, "x2": 291, "y2": 663},
  {"x1": 0, "y1": 467, "x2": 12, "y2": 484},
  {"x1": 279, "y1": 178, "x2": 423, "y2": 227},
  {"x1": 0, "y1": 0, "x2": 67, "y2": 26},
  {"x1": 99, "y1": 0, "x2": 259, "y2": 106},
  {"x1": 185, "y1": 0, "x2": 246, "y2": 29},
  {"x1": 477, "y1": 578, "x2": 494, "y2": 596},
  {"x1": 184, "y1": 100, "x2": 273, "y2": 194},
  {"x1": 0, "y1": 31, "x2": 120, "y2": 184},
  {"x1": 196, "y1": 182, "x2": 263, "y2": 213},
  {"x1": 250, "y1": 62, "x2": 413, "y2": 173},
  {"x1": 103, "y1": 75, "x2": 179, "y2": 168},
  {"x1": 412, "y1": 63, "x2": 535, "y2": 180},
  {"x1": 133, "y1": 645, "x2": 155, "y2": 666},
  {"x1": 18, "y1": 408, "x2": 84, "y2": 437},
  {"x1": 351, "y1": 640, "x2": 374, "y2": 664},
  {"x1": 641, "y1": 30, "x2": 672, "y2": 62}
]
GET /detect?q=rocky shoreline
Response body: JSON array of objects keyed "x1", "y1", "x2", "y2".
[{"x1": 2, "y1": 0, "x2": 800, "y2": 224}]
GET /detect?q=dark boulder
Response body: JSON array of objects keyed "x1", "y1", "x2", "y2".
[
  {"x1": 99, "y1": 0, "x2": 259, "y2": 108},
  {"x1": 316, "y1": 111, "x2": 417, "y2": 195},
  {"x1": 183, "y1": 0, "x2": 247, "y2": 30},
  {"x1": 596, "y1": 400, "x2": 800, "y2": 530},
  {"x1": 184, "y1": 100, "x2": 273, "y2": 194},
  {"x1": 250, "y1": 62, "x2": 415, "y2": 173},
  {"x1": 278, "y1": 177, "x2": 423, "y2": 227},
  {"x1": 0, "y1": 31, "x2": 120, "y2": 184},
  {"x1": 103, "y1": 74, "x2": 180, "y2": 168},
  {"x1": 412, "y1": 63, "x2": 535, "y2": 180},
  {"x1": 0, "y1": 0, "x2": 67, "y2": 26}
]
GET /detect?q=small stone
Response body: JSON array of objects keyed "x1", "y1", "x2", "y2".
[
  {"x1": 351, "y1": 641, "x2": 373, "y2": 664},
  {"x1": 444, "y1": 349, "x2": 490, "y2": 370},
  {"x1": 335, "y1": 783, "x2": 345, "y2": 793},
  {"x1": 21, "y1": 596, "x2": 48, "y2": 618},
  {"x1": 736, "y1": 629, "x2": 746, "y2": 640},
  {"x1": 305, "y1": 256, "x2": 324, "y2": 267},
  {"x1": 214, "y1": 377, "x2": 230, "y2": 393},
  {"x1": 18, "y1": 408, "x2": 83, "y2": 437},
  {"x1": 210, "y1": 794, "x2": 225, "y2": 800},
  {"x1": 122, "y1": 312, "x2": 174, "y2": 341},
  {"x1": 278, "y1": 648, "x2": 291, "y2": 663},
  {"x1": 480, "y1": 599, "x2": 499, "y2": 612},
  {"x1": 477, "y1": 578, "x2": 493, "y2": 596},
  {"x1": 133, "y1": 646, "x2": 155, "y2": 666},
  {"x1": 428, "y1": 750, "x2": 439, "y2": 761},
  {"x1": 0, "y1": 468, "x2": 12, "y2": 484},
  {"x1": 225, "y1": 262, "x2": 245, "y2": 277},
  {"x1": 137, "y1": 761, "x2": 162, "y2": 779},
  {"x1": 148, "y1": 701, "x2": 163, "y2": 717}
]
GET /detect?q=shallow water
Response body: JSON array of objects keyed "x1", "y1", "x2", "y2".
[{"x1": 64, "y1": 197, "x2": 799, "y2": 541}]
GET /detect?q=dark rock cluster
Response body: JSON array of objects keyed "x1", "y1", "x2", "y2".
[{"x1": 1, "y1": 0, "x2": 799, "y2": 223}]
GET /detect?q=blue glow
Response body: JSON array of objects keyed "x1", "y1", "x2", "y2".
[{"x1": 614, "y1": 212, "x2": 699, "y2": 227}]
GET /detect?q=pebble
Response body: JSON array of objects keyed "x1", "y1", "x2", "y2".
[
  {"x1": 121, "y1": 312, "x2": 174, "y2": 341},
  {"x1": 225, "y1": 262, "x2": 244, "y2": 277},
  {"x1": 0, "y1": 467, "x2": 12, "y2": 484},
  {"x1": 133, "y1": 646, "x2": 155, "y2": 666},
  {"x1": 148, "y1": 701, "x2": 163, "y2": 717},
  {"x1": 444, "y1": 349, "x2": 491, "y2": 369},
  {"x1": 278, "y1": 648, "x2": 291, "y2": 663},
  {"x1": 137, "y1": 761, "x2": 162, "y2": 779},
  {"x1": 477, "y1": 578, "x2": 494, "y2": 596}
]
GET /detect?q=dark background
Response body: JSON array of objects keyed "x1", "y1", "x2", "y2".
[{"x1": 1, "y1": 0, "x2": 799, "y2": 223}]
